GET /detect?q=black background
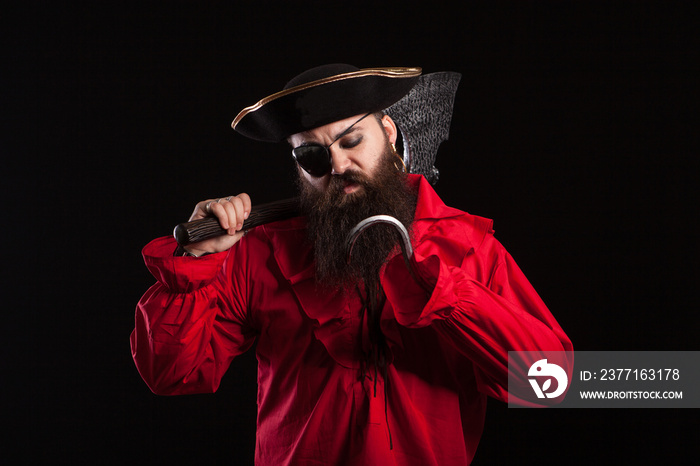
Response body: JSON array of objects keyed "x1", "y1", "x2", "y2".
[{"x1": 4, "y1": 1, "x2": 698, "y2": 464}]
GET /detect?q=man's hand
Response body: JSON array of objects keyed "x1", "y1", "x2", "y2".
[{"x1": 183, "y1": 193, "x2": 252, "y2": 256}]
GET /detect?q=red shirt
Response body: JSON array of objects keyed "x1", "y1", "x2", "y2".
[{"x1": 131, "y1": 175, "x2": 573, "y2": 465}]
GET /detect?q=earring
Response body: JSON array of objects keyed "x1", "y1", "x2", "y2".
[{"x1": 391, "y1": 143, "x2": 407, "y2": 173}]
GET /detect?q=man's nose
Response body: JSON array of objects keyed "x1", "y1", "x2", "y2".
[{"x1": 330, "y1": 148, "x2": 351, "y2": 175}]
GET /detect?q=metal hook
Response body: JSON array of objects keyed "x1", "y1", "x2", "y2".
[
  {"x1": 345, "y1": 215, "x2": 429, "y2": 290},
  {"x1": 346, "y1": 215, "x2": 412, "y2": 262}
]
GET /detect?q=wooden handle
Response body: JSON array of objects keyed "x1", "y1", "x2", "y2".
[{"x1": 173, "y1": 197, "x2": 301, "y2": 245}]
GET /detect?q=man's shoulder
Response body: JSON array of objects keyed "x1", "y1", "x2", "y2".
[
  {"x1": 243, "y1": 215, "x2": 307, "y2": 250},
  {"x1": 413, "y1": 175, "x2": 495, "y2": 246},
  {"x1": 249, "y1": 216, "x2": 313, "y2": 282},
  {"x1": 416, "y1": 205, "x2": 495, "y2": 252},
  {"x1": 447, "y1": 209, "x2": 495, "y2": 236}
]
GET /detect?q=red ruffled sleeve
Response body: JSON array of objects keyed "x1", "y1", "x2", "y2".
[
  {"x1": 130, "y1": 236, "x2": 256, "y2": 395},
  {"x1": 382, "y1": 185, "x2": 573, "y2": 405}
]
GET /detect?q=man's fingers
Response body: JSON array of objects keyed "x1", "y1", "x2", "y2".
[
  {"x1": 190, "y1": 193, "x2": 252, "y2": 236},
  {"x1": 236, "y1": 193, "x2": 252, "y2": 219},
  {"x1": 211, "y1": 194, "x2": 252, "y2": 234},
  {"x1": 230, "y1": 194, "x2": 251, "y2": 223}
]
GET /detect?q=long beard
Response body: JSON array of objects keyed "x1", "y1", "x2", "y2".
[{"x1": 298, "y1": 145, "x2": 417, "y2": 289}]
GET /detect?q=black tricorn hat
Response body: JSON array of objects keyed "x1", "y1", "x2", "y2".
[{"x1": 232, "y1": 64, "x2": 422, "y2": 142}]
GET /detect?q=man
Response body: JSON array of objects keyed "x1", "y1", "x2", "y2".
[{"x1": 131, "y1": 64, "x2": 573, "y2": 465}]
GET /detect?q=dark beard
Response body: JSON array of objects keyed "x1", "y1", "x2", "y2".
[{"x1": 298, "y1": 145, "x2": 417, "y2": 289}]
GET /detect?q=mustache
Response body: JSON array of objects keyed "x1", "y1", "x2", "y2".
[
  {"x1": 318, "y1": 170, "x2": 373, "y2": 206},
  {"x1": 328, "y1": 170, "x2": 370, "y2": 188}
]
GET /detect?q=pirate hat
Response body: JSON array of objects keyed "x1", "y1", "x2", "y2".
[{"x1": 232, "y1": 64, "x2": 422, "y2": 142}]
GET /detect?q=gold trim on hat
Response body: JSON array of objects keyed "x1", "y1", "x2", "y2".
[{"x1": 231, "y1": 67, "x2": 422, "y2": 129}]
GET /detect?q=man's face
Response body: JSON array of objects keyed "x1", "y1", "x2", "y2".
[
  {"x1": 291, "y1": 114, "x2": 416, "y2": 288},
  {"x1": 288, "y1": 113, "x2": 399, "y2": 194}
]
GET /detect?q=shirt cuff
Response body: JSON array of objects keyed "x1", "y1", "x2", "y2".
[
  {"x1": 142, "y1": 236, "x2": 228, "y2": 293},
  {"x1": 383, "y1": 251, "x2": 467, "y2": 328}
]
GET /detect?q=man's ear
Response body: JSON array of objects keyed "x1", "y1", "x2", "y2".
[{"x1": 381, "y1": 114, "x2": 398, "y2": 145}]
